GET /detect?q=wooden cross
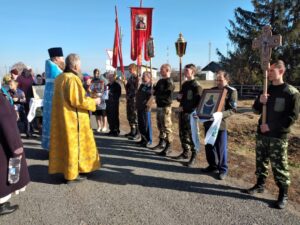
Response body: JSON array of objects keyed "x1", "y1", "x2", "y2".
[
  {"x1": 252, "y1": 25, "x2": 282, "y2": 70},
  {"x1": 252, "y1": 25, "x2": 282, "y2": 124}
]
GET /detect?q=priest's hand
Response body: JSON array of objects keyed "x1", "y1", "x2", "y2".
[
  {"x1": 94, "y1": 98, "x2": 101, "y2": 105},
  {"x1": 260, "y1": 124, "x2": 270, "y2": 133},
  {"x1": 259, "y1": 94, "x2": 269, "y2": 104}
]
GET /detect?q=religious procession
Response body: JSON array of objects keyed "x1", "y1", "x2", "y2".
[{"x1": 0, "y1": 1, "x2": 300, "y2": 224}]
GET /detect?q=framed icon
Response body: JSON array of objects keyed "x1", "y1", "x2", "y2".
[
  {"x1": 135, "y1": 14, "x2": 147, "y2": 30},
  {"x1": 196, "y1": 88, "x2": 227, "y2": 119},
  {"x1": 32, "y1": 85, "x2": 45, "y2": 99}
]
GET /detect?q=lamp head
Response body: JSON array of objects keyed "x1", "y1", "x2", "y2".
[{"x1": 175, "y1": 33, "x2": 187, "y2": 57}]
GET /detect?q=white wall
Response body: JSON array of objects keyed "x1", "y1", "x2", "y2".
[
  {"x1": 199, "y1": 71, "x2": 215, "y2": 80},
  {"x1": 206, "y1": 71, "x2": 215, "y2": 80}
]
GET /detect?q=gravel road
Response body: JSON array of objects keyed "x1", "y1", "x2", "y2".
[{"x1": 1, "y1": 131, "x2": 299, "y2": 225}]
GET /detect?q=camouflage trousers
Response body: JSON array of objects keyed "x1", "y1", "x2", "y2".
[
  {"x1": 126, "y1": 98, "x2": 138, "y2": 128},
  {"x1": 179, "y1": 112, "x2": 195, "y2": 152},
  {"x1": 255, "y1": 134, "x2": 290, "y2": 187},
  {"x1": 156, "y1": 106, "x2": 173, "y2": 143}
]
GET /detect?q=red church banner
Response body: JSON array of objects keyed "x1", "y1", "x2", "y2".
[
  {"x1": 130, "y1": 7, "x2": 153, "y2": 66},
  {"x1": 112, "y1": 6, "x2": 124, "y2": 76}
]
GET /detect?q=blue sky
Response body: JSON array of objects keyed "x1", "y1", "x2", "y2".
[{"x1": 0, "y1": 0, "x2": 253, "y2": 76}]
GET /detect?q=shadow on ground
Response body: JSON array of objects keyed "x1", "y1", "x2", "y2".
[{"x1": 24, "y1": 133, "x2": 274, "y2": 206}]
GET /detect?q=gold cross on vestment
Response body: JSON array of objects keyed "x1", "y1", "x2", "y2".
[{"x1": 252, "y1": 25, "x2": 282, "y2": 70}]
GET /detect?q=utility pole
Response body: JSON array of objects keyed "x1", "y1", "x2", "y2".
[
  {"x1": 208, "y1": 42, "x2": 211, "y2": 63},
  {"x1": 166, "y1": 46, "x2": 169, "y2": 64}
]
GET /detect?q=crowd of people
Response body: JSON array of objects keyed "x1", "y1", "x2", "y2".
[
  {"x1": 0, "y1": 46, "x2": 299, "y2": 216},
  {"x1": 2, "y1": 67, "x2": 45, "y2": 138}
]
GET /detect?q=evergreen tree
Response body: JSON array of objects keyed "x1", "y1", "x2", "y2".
[{"x1": 218, "y1": 0, "x2": 300, "y2": 85}]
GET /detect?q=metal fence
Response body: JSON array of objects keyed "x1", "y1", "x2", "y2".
[
  {"x1": 231, "y1": 85, "x2": 300, "y2": 99},
  {"x1": 231, "y1": 85, "x2": 262, "y2": 99}
]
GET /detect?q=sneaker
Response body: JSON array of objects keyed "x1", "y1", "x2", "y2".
[
  {"x1": 146, "y1": 142, "x2": 152, "y2": 148},
  {"x1": 102, "y1": 127, "x2": 108, "y2": 132},
  {"x1": 97, "y1": 127, "x2": 101, "y2": 132},
  {"x1": 218, "y1": 172, "x2": 227, "y2": 180}
]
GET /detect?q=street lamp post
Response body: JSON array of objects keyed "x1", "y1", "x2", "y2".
[{"x1": 175, "y1": 33, "x2": 187, "y2": 90}]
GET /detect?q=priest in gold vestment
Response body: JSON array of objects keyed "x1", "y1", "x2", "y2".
[{"x1": 49, "y1": 54, "x2": 101, "y2": 183}]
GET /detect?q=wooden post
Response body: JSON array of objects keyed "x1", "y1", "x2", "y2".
[
  {"x1": 179, "y1": 57, "x2": 182, "y2": 90},
  {"x1": 252, "y1": 25, "x2": 282, "y2": 124},
  {"x1": 150, "y1": 58, "x2": 152, "y2": 81}
]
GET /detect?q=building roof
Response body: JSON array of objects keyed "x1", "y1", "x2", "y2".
[{"x1": 201, "y1": 61, "x2": 222, "y2": 73}]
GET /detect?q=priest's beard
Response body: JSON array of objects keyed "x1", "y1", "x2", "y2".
[{"x1": 57, "y1": 61, "x2": 65, "y2": 71}]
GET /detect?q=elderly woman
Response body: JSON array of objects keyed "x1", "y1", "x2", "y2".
[
  {"x1": 16, "y1": 68, "x2": 35, "y2": 138},
  {"x1": 0, "y1": 88, "x2": 30, "y2": 216}
]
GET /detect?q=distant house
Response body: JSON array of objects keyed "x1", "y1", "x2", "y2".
[
  {"x1": 202, "y1": 61, "x2": 222, "y2": 73},
  {"x1": 117, "y1": 65, "x2": 158, "y2": 80},
  {"x1": 196, "y1": 61, "x2": 222, "y2": 80}
]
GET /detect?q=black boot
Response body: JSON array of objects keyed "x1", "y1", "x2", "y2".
[
  {"x1": 186, "y1": 151, "x2": 197, "y2": 167},
  {"x1": 136, "y1": 139, "x2": 145, "y2": 145},
  {"x1": 157, "y1": 142, "x2": 172, "y2": 156},
  {"x1": 0, "y1": 202, "x2": 19, "y2": 216},
  {"x1": 125, "y1": 126, "x2": 134, "y2": 137},
  {"x1": 244, "y1": 177, "x2": 265, "y2": 195},
  {"x1": 276, "y1": 186, "x2": 288, "y2": 209},
  {"x1": 128, "y1": 127, "x2": 140, "y2": 140},
  {"x1": 136, "y1": 138, "x2": 147, "y2": 147},
  {"x1": 173, "y1": 149, "x2": 189, "y2": 160},
  {"x1": 151, "y1": 138, "x2": 166, "y2": 150}
]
